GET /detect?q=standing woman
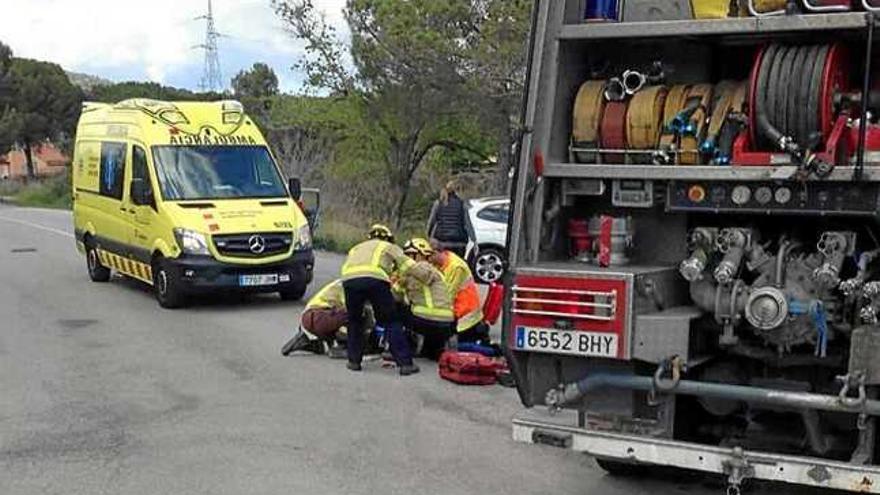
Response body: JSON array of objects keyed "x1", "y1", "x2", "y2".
[{"x1": 426, "y1": 180, "x2": 476, "y2": 258}]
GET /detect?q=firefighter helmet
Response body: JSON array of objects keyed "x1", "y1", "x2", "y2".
[
  {"x1": 403, "y1": 238, "x2": 434, "y2": 257},
  {"x1": 367, "y1": 224, "x2": 395, "y2": 243}
]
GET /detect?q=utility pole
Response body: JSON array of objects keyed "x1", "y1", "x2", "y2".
[{"x1": 194, "y1": 0, "x2": 223, "y2": 92}]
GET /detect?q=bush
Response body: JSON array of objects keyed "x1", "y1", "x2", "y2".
[{"x1": 12, "y1": 172, "x2": 71, "y2": 209}]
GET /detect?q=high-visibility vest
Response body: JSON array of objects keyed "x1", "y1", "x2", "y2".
[
  {"x1": 439, "y1": 252, "x2": 484, "y2": 332},
  {"x1": 398, "y1": 261, "x2": 454, "y2": 323},
  {"x1": 341, "y1": 239, "x2": 415, "y2": 282},
  {"x1": 306, "y1": 279, "x2": 345, "y2": 311}
]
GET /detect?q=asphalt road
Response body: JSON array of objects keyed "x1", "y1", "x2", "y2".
[{"x1": 0, "y1": 206, "x2": 841, "y2": 495}]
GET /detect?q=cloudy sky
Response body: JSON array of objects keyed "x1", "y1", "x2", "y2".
[{"x1": 0, "y1": 0, "x2": 347, "y2": 93}]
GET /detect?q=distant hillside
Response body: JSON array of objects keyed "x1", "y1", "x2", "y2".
[{"x1": 66, "y1": 71, "x2": 112, "y2": 92}]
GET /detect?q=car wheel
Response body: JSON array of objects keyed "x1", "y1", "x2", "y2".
[
  {"x1": 152, "y1": 258, "x2": 186, "y2": 309},
  {"x1": 473, "y1": 248, "x2": 505, "y2": 284},
  {"x1": 279, "y1": 282, "x2": 308, "y2": 301},
  {"x1": 85, "y1": 241, "x2": 111, "y2": 282}
]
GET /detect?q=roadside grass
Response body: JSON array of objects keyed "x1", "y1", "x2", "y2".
[
  {"x1": 8, "y1": 174, "x2": 71, "y2": 209},
  {"x1": 313, "y1": 215, "x2": 426, "y2": 253}
]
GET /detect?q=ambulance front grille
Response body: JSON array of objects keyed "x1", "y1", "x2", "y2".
[{"x1": 213, "y1": 232, "x2": 292, "y2": 258}]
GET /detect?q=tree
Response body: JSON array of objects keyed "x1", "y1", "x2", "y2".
[
  {"x1": 6, "y1": 58, "x2": 83, "y2": 178},
  {"x1": 232, "y1": 63, "x2": 280, "y2": 98},
  {"x1": 0, "y1": 41, "x2": 20, "y2": 155},
  {"x1": 88, "y1": 81, "x2": 221, "y2": 103},
  {"x1": 274, "y1": 0, "x2": 516, "y2": 228}
]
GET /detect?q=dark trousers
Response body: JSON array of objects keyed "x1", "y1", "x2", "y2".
[
  {"x1": 400, "y1": 305, "x2": 454, "y2": 360},
  {"x1": 343, "y1": 277, "x2": 412, "y2": 366},
  {"x1": 458, "y1": 321, "x2": 490, "y2": 345}
]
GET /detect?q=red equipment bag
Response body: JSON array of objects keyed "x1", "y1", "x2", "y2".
[
  {"x1": 438, "y1": 351, "x2": 508, "y2": 385},
  {"x1": 482, "y1": 282, "x2": 504, "y2": 326}
]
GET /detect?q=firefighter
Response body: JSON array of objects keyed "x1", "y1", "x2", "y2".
[
  {"x1": 340, "y1": 224, "x2": 422, "y2": 375},
  {"x1": 429, "y1": 238, "x2": 491, "y2": 345},
  {"x1": 280, "y1": 279, "x2": 354, "y2": 359},
  {"x1": 399, "y1": 238, "x2": 455, "y2": 359}
]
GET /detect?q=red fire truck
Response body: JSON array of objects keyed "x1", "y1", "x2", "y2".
[{"x1": 504, "y1": 1, "x2": 880, "y2": 493}]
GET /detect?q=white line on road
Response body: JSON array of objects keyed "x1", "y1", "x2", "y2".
[{"x1": 0, "y1": 216, "x2": 74, "y2": 239}]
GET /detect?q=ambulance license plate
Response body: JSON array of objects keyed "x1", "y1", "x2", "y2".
[
  {"x1": 239, "y1": 274, "x2": 279, "y2": 286},
  {"x1": 514, "y1": 326, "x2": 617, "y2": 358}
]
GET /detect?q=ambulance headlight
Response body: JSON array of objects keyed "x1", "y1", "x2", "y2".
[
  {"x1": 295, "y1": 224, "x2": 312, "y2": 250},
  {"x1": 174, "y1": 228, "x2": 210, "y2": 256}
]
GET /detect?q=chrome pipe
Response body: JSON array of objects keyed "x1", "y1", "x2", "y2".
[
  {"x1": 802, "y1": 0, "x2": 852, "y2": 11},
  {"x1": 546, "y1": 373, "x2": 880, "y2": 416}
]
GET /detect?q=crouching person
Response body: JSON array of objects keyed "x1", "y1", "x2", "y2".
[
  {"x1": 281, "y1": 279, "x2": 349, "y2": 357},
  {"x1": 399, "y1": 238, "x2": 455, "y2": 359},
  {"x1": 429, "y1": 238, "x2": 491, "y2": 346}
]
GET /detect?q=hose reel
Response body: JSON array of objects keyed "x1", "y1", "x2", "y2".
[{"x1": 747, "y1": 42, "x2": 849, "y2": 174}]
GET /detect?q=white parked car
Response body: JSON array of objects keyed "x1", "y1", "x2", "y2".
[{"x1": 465, "y1": 197, "x2": 509, "y2": 284}]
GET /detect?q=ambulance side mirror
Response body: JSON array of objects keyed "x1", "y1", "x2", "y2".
[{"x1": 288, "y1": 177, "x2": 302, "y2": 200}]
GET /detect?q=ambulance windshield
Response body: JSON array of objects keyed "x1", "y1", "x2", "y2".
[{"x1": 152, "y1": 145, "x2": 288, "y2": 201}]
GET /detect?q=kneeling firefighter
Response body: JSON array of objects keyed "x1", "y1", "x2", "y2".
[
  {"x1": 340, "y1": 224, "x2": 425, "y2": 376},
  {"x1": 398, "y1": 238, "x2": 455, "y2": 359},
  {"x1": 429, "y1": 239, "x2": 491, "y2": 345},
  {"x1": 281, "y1": 279, "x2": 367, "y2": 358}
]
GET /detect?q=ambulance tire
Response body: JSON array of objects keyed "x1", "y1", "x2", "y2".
[
  {"x1": 279, "y1": 282, "x2": 308, "y2": 302},
  {"x1": 152, "y1": 257, "x2": 187, "y2": 309},
  {"x1": 85, "y1": 241, "x2": 111, "y2": 282},
  {"x1": 595, "y1": 458, "x2": 647, "y2": 477}
]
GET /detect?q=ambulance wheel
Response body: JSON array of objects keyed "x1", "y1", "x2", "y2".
[
  {"x1": 152, "y1": 258, "x2": 186, "y2": 309},
  {"x1": 595, "y1": 458, "x2": 647, "y2": 477},
  {"x1": 85, "y1": 241, "x2": 111, "y2": 282},
  {"x1": 279, "y1": 282, "x2": 307, "y2": 301}
]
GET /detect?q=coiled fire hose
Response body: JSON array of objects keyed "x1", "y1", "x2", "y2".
[
  {"x1": 626, "y1": 85, "x2": 669, "y2": 153},
  {"x1": 655, "y1": 84, "x2": 692, "y2": 164},
  {"x1": 703, "y1": 81, "x2": 748, "y2": 164},
  {"x1": 600, "y1": 101, "x2": 629, "y2": 163},
  {"x1": 571, "y1": 80, "x2": 606, "y2": 163},
  {"x1": 751, "y1": 42, "x2": 847, "y2": 176},
  {"x1": 679, "y1": 84, "x2": 714, "y2": 165}
]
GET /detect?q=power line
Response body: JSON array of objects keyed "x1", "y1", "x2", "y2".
[{"x1": 193, "y1": 0, "x2": 223, "y2": 92}]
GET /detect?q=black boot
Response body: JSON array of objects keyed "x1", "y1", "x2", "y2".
[
  {"x1": 398, "y1": 363, "x2": 420, "y2": 376},
  {"x1": 281, "y1": 331, "x2": 312, "y2": 356}
]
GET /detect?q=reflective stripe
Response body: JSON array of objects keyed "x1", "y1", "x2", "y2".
[
  {"x1": 307, "y1": 279, "x2": 345, "y2": 310},
  {"x1": 96, "y1": 248, "x2": 153, "y2": 284},
  {"x1": 414, "y1": 305, "x2": 454, "y2": 322},
  {"x1": 457, "y1": 308, "x2": 484, "y2": 332}
]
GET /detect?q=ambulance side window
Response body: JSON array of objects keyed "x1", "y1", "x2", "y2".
[
  {"x1": 99, "y1": 142, "x2": 126, "y2": 200},
  {"x1": 132, "y1": 146, "x2": 149, "y2": 183}
]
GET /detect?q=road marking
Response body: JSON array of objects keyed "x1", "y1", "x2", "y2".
[{"x1": 0, "y1": 216, "x2": 74, "y2": 239}]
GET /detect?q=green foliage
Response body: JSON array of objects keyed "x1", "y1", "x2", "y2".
[
  {"x1": 273, "y1": 0, "x2": 526, "y2": 228},
  {"x1": 87, "y1": 81, "x2": 222, "y2": 103},
  {"x1": 2, "y1": 56, "x2": 83, "y2": 177},
  {"x1": 11, "y1": 172, "x2": 71, "y2": 209},
  {"x1": 232, "y1": 63, "x2": 279, "y2": 98}
]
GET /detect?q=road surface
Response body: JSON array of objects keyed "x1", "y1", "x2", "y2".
[{"x1": 0, "y1": 206, "x2": 841, "y2": 495}]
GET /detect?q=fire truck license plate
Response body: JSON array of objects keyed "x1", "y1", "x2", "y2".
[{"x1": 514, "y1": 326, "x2": 617, "y2": 358}]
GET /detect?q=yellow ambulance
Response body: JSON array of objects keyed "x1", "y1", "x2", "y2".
[{"x1": 72, "y1": 99, "x2": 315, "y2": 308}]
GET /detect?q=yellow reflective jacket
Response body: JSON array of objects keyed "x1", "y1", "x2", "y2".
[
  {"x1": 438, "y1": 251, "x2": 484, "y2": 332},
  {"x1": 305, "y1": 279, "x2": 345, "y2": 311},
  {"x1": 341, "y1": 239, "x2": 416, "y2": 283},
  {"x1": 397, "y1": 261, "x2": 454, "y2": 323}
]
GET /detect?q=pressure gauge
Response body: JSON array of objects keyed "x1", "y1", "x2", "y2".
[
  {"x1": 755, "y1": 186, "x2": 773, "y2": 205},
  {"x1": 774, "y1": 187, "x2": 792, "y2": 204},
  {"x1": 731, "y1": 185, "x2": 751, "y2": 205}
]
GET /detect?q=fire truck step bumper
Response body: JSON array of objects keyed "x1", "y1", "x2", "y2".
[{"x1": 513, "y1": 410, "x2": 880, "y2": 493}]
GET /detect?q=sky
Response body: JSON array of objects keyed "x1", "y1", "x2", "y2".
[{"x1": 0, "y1": 0, "x2": 347, "y2": 93}]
